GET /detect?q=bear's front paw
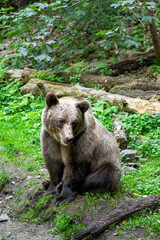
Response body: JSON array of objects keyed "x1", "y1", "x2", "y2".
[{"x1": 53, "y1": 192, "x2": 77, "y2": 206}]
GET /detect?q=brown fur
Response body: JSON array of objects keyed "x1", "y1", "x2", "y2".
[{"x1": 41, "y1": 93, "x2": 121, "y2": 203}]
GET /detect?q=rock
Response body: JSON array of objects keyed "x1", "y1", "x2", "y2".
[
  {"x1": 0, "y1": 213, "x2": 9, "y2": 222},
  {"x1": 122, "y1": 166, "x2": 137, "y2": 175},
  {"x1": 121, "y1": 149, "x2": 138, "y2": 163},
  {"x1": 5, "y1": 195, "x2": 13, "y2": 200},
  {"x1": 7, "y1": 232, "x2": 11, "y2": 237},
  {"x1": 35, "y1": 175, "x2": 41, "y2": 179},
  {"x1": 26, "y1": 176, "x2": 32, "y2": 180}
]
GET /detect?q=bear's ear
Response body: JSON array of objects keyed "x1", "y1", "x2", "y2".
[
  {"x1": 46, "y1": 92, "x2": 59, "y2": 107},
  {"x1": 77, "y1": 100, "x2": 89, "y2": 113}
]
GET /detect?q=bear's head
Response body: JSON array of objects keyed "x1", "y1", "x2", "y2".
[{"x1": 42, "y1": 92, "x2": 90, "y2": 147}]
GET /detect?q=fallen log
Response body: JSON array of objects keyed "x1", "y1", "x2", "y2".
[
  {"x1": 113, "y1": 115, "x2": 128, "y2": 149},
  {"x1": 7, "y1": 69, "x2": 160, "y2": 100},
  {"x1": 92, "y1": 49, "x2": 156, "y2": 76},
  {"x1": 20, "y1": 79, "x2": 160, "y2": 114},
  {"x1": 73, "y1": 195, "x2": 160, "y2": 240},
  {"x1": 79, "y1": 73, "x2": 160, "y2": 92}
]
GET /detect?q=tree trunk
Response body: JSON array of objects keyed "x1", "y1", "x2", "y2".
[
  {"x1": 149, "y1": 1, "x2": 160, "y2": 63},
  {"x1": 149, "y1": 19, "x2": 160, "y2": 63}
]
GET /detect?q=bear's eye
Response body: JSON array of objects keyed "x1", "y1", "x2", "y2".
[
  {"x1": 57, "y1": 119, "x2": 65, "y2": 128},
  {"x1": 72, "y1": 121, "x2": 78, "y2": 129}
]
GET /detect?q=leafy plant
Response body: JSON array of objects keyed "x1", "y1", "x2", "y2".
[
  {"x1": 90, "y1": 98, "x2": 118, "y2": 132},
  {"x1": 122, "y1": 113, "x2": 160, "y2": 158},
  {"x1": 0, "y1": 1, "x2": 119, "y2": 69}
]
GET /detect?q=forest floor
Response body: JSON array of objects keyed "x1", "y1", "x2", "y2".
[{"x1": 0, "y1": 160, "x2": 159, "y2": 240}]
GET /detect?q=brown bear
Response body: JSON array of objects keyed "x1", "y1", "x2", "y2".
[{"x1": 41, "y1": 92, "x2": 121, "y2": 204}]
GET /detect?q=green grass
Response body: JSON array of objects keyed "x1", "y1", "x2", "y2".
[
  {"x1": 0, "y1": 78, "x2": 159, "y2": 238},
  {"x1": 0, "y1": 79, "x2": 45, "y2": 171},
  {"x1": 0, "y1": 112, "x2": 43, "y2": 170},
  {"x1": 0, "y1": 168, "x2": 9, "y2": 191},
  {"x1": 50, "y1": 212, "x2": 84, "y2": 240},
  {"x1": 120, "y1": 209, "x2": 160, "y2": 234}
]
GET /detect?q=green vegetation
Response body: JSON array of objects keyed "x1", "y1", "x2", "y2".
[
  {"x1": 90, "y1": 98, "x2": 118, "y2": 132},
  {"x1": 0, "y1": 78, "x2": 159, "y2": 238},
  {"x1": 0, "y1": 79, "x2": 44, "y2": 169},
  {"x1": 22, "y1": 195, "x2": 52, "y2": 224},
  {"x1": 0, "y1": 1, "x2": 160, "y2": 238},
  {"x1": 50, "y1": 212, "x2": 84, "y2": 240},
  {"x1": 120, "y1": 209, "x2": 160, "y2": 236},
  {"x1": 0, "y1": 0, "x2": 160, "y2": 71},
  {"x1": 123, "y1": 113, "x2": 160, "y2": 159}
]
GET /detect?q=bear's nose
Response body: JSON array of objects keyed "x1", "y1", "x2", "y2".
[{"x1": 66, "y1": 136, "x2": 74, "y2": 143}]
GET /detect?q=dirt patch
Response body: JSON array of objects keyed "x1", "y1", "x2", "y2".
[{"x1": 0, "y1": 220, "x2": 54, "y2": 240}]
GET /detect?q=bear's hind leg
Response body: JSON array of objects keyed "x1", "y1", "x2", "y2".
[{"x1": 81, "y1": 162, "x2": 121, "y2": 194}]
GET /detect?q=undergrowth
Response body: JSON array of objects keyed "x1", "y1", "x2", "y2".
[{"x1": 0, "y1": 78, "x2": 159, "y2": 239}]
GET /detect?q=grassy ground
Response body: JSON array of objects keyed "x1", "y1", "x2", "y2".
[{"x1": 0, "y1": 78, "x2": 160, "y2": 239}]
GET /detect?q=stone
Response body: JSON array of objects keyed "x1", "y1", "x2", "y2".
[
  {"x1": 0, "y1": 213, "x2": 9, "y2": 222},
  {"x1": 26, "y1": 176, "x2": 32, "y2": 180},
  {"x1": 121, "y1": 149, "x2": 138, "y2": 163},
  {"x1": 5, "y1": 195, "x2": 13, "y2": 200},
  {"x1": 122, "y1": 166, "x2": 137, "y2": 175}
]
